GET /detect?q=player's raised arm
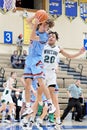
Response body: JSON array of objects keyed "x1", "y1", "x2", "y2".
[
  {"x1": 60, "y1": 47, "x2": 85, "y2": 59},
  {"x1": 26, "y1": 15, "x2": 35, "y2": 28},
  {"x1": 30, "y1": 18, "x2": 40, "y2": 41}
]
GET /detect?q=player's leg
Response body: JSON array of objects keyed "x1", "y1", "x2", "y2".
[
  {"x1": 22, "y1": 78, "x2": 33, "y2": 117},
  {"x1": 49, "y1": 86, "x2": 61, "y2": 124},
  {"x1": 0, "y1": 103, "x2": 6, "y2": 112},
  {"x1": 36, "y1": 104, "x2": 48, "y2": 130},
  {"x1": 25, "y1": 78, "x2": 32, "y2": 105},
  {"x1": 46, "y1": 69, "x2": 61, "y2": 124},
  {"x1": 5, "y1": 95, "x2": 16, "y2": 121},
  {"x1": 37, "y1": 88, "x2": 48, "y2": 119},
  {"x1": 8, "y1": 103, "x2": 15, "y2": 115},
  {"x1": 0, "y1": 97, "x2": 9, "y2": 112},
  {"x1": 37, "y1": 78, "x2": 56, "y2": 114},
  {"x1": 6, "y1": 103, "x2": 15, "y2": 121},
  {"x1": 21, "y1": 78, "x2": 38, "y2": 129},
  {"x1": 24, "y1": 84, "x2": 42, "y2": 127},
  {"x1": 27, "y1": 87, "x2": 39, "y2": 124}
]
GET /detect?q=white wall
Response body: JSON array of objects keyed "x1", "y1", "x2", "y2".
[
  {"x1": 0, "y1": 11, "x2": 23, "y2": 44},
  {"x1": 0, "y1": 10, "x2": 35, "y2": 44}
]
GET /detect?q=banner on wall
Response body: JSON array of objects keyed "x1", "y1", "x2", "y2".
[
  {"x1": 49, "y1": 0, "x2": 62, "y2": 18},
  {"x1": 83, "y1": 32, "x2": 87, "y2": 50},
  {"x1": 80, "y1": 0, "x2": 87, "y2": 23},
  {"x1": 0, "y1": 0, "x2": 14, "y2": 13},
  {"x1": 0, "y1": 0, "x2": 4, "y2": 9},
  {"x1": 23, "y1": 18, "x2": 32, "y2": 44},
  {"x1": 65, "y1": 0, "x2": 78, "y2": 21}
]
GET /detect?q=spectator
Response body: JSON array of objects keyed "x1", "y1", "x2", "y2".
[
  {"x1": 10, "y1": 50, "x2": 23, "y2": 69},
  {"x1": 61, "y1": 80, "x2": 83, "y2": 122},
  {"x1": 19, "y1": 50, "x2": 27, "y2": 68},
  {"x1": 12, "y1": 91, "x2": 22, "y2": 122},
  {"x1": 16, "y1": 34, "x2": 24, "y2": 56}
]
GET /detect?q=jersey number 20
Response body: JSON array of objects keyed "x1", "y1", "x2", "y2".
[{"x1": 44, "y1": 55, "x2": 55, "y2": 63}]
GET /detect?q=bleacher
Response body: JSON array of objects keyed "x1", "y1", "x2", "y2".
[{"x1": 0, "y1": 53, "x2": 87, "y2": 113}]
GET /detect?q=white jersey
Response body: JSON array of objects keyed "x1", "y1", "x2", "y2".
[
  {"x1": 2, "y1": 77, "x2": 14, "y2": 96},
  {"x1": 43, "y1": 44, "x2": 60, "y2": 70},
  {"x1": 1, "y1": 77, "x2": 14, "y2": 104}
]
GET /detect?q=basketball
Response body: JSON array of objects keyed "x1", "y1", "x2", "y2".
[{"x1": 35, "y1": 10, "x2": 49, "y2": 23}]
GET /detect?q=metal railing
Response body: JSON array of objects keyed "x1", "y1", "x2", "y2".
[
  {"x1": 78, "y1": 64, "x2": 83, "y2": 76},
  {"x1": 0, "y1": 67, "x2": 5, "y2": 78}
]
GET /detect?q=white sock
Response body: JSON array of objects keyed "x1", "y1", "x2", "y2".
[
  {"x1": 39, "y1": 101, "x2": 43, "y2": 106},
  {"x1": 30, "y1": 117, "x2": 35, "y2": 122},
  {"x1": 47, "y1": 99, "x2": 52, "y2": 105},
  {"x1": 56, "y1": 118, "x2": 61, "y2": 123},
  {"x1": 23, "y1": 117, "x2": 28, "y2": 123},
  {"x1": 26, "y1": 102, "x2": 30, "y2": 108}
]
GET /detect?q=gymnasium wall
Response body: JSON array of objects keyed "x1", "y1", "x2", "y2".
[
  {"x1": 54, "y1": 8, "x2": 87, "y2": 50},
  {"x1": 0, "y1": 3, "x2": 86, "y2": 58},
  {"x1": 0, "y1": 10, "x2": 34, "y2": 54},
  {"x1": 0, "y1": 10, "x2": 34, "y2": 45},
  {"x1": 46, "y1": 2, "x2": 87, "y2": 50}
]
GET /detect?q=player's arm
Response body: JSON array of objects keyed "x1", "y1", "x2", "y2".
[
  {"x1": 26, "y1": 16, "x2": 35, "y2": 28},
  {"x1": 3, "y1": 82, "x2": 7, "y2": 88},
  {"x1": 26, "y1": 16, "x2": 39, "y2": 41},
  {"x1": 30, "y1": 18, "x2": 40, "y2": 41},
  {"x1": 9, "y1": 80, "x2": 22, "y2": 92},
  {"x1": 60, "y1": 47, "x2": 85, "y2": 58}
]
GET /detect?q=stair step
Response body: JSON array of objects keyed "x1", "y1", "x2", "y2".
[
  {"x1": 74, "y1": 76, "x2": 87, "y2": 80},
  {"x1": 81, "y1": 80, "x2": 87, "y2": 84},
  {"x1": 67, "y1": 72, "x2": 81, "y2": 76}
]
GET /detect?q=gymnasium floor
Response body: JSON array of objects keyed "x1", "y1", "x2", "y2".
[{"x1": 0, "y1": 115, "x2": 87, "y2": 130}]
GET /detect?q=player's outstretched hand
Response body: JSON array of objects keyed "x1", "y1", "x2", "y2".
[{"x1": 79, "y1": 47, "x2": 85, "y2": 54}]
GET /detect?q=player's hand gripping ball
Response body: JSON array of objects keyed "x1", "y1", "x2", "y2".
[{"x1": 35, "y1": 10, "x2": 49, "y2": 23}]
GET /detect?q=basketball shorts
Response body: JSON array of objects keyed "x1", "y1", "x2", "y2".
[
  {"x1": 45, "y1": 69, "x2": 59, "y2": 94},
  {"x1": 1, "y1": 95, "x2": 13, "y2": 104},
  {"x1": 23, "y1": 58, "x2": 45, "y2": 79},
  {"x1": 45, "y1": 69, "x2": 57, "y2": 87}
]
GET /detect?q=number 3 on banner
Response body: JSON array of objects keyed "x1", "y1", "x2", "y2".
[{"x1": 4, "y1": 31, "x2": 13, "y2": 44}]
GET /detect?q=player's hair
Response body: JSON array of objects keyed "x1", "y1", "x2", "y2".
[
  {"x1": 45, "y1": 18, "x2": 54, "y2": 28},
  {"x1": 48, "y1": 31, "x2": 59, "y2": 40},
  {"x1": 10, "y1": 71, "x2": 16, "y2": 76},
  {"x1": 37, "y1": 18, "x2": 54, "y2": 30}
]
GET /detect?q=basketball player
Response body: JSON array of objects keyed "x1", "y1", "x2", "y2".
[
  {"x1": 0, "y1": 72, "x2": 21, "y2": 121},
  {"x1": 21, "y1": 14, "x2": 56, "y2": 126},
  {"x1": 36, "y1": 31, "x2": 85, "y2": 128}
]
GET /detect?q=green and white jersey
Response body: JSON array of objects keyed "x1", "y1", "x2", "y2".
[
  {"x1": 2, "y1": 77, "x2": 14, "y2": 96},
  {"x1": 43, "y1": 44, "x2": 60, "y2": 70}
]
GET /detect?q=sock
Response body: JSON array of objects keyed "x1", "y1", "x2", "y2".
[
  {"x1": 30, "y1": 117, "x2": 35, "y2": 123},
  {"x1": 26, "y1": 102, "x2": 30, "y2": 108},
  {"x1": 23, "y1": 117, "x2": 28, "y2": 123},
  {"x1": 39, "y1": 101, "x2": 43, "y2": 106},
  {"x1": 47, "y1": 99, "x2": 52, "y2": 106},
  {"x1": 56, "y1": 117, "x2": 61, "y2": 123}
]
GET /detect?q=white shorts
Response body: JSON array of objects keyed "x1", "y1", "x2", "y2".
[
  {"x1": 45, "y1": 69, "x2": 57, "y2": 87},
  {"x1": 1, "y1": 95, "x2": 13, "y2": 104}
]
